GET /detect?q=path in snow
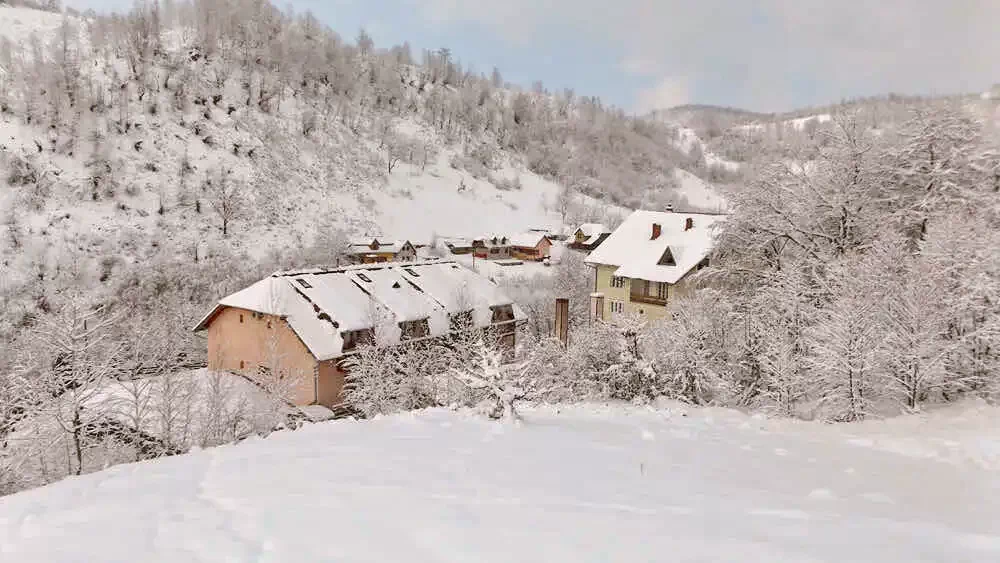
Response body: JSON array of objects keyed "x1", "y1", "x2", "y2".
[{"x1": 0, "y1": 404, "x2": 998, "y2": 562}]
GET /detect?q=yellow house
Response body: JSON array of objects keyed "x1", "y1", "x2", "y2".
[
  {"x1": 345, "y1": 238, "x2": 417, "y2": 264},
  {"x1": 584, "y1": 209, "x2": 726, "y2": 322}
]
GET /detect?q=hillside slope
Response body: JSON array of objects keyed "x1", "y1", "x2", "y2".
[
  {"x1": 1, "y1": 403, "x2": 998, "y2": 562},
  {"x1": 0, "y1": 2, "x2": 720, "y2": 339}
]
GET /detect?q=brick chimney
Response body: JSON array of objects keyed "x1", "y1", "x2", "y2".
[
  {"x1": 651, "y1": 223, "x2": 662, "y2": 240},
  {"x1": 685, "y1": 217, "x2": 694, "y2": 231}
]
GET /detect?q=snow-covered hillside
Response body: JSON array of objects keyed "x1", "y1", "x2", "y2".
[{"x1": 1, "y1": 403, "x2": 998, "y2": 562}]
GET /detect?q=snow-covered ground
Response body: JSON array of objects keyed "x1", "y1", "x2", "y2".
[
  {"x1": 673, "y1": 168, "x2": 727, "y2": 212},
  {"x1": 0, "y1": 5, "x2": 67, "y2": 47},
  {"x1": 674, "y1": 126, "x2": 741, "y2": 172},
  {"x1": 2, "y1": 402, "x2": 998, "y2": 562}
]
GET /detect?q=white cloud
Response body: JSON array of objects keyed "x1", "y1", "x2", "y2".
[
  {"x1": 633, "y1": 76, "x2": 691, "y2": 113},
  {"x1": 403, "y1": 0, "x2": 1000, "y2": 111}
]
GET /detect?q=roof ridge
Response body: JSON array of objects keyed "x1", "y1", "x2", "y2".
[{"x1": 273, "y1": 259, "x2": 452, "y2": 277}]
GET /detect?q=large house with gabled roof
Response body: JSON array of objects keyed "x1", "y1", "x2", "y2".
[
  {"x1": 345, "y1": 238, "x2": 417, "y2": 264},
  {"x1": 584, "y1": 209, "x2": 726, "y2": 321},
  {"x1": 193, "y1": 260, "x2": 526, "y2": 408}
]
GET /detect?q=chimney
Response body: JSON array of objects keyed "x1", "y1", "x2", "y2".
[
  {"x1": 590, "y1": 293, "x2": 605, "y2": 324},
  {"x1": 554, "y1": 298, "x2": 569, "y2": 348},
  {"x1": 685, "y1": 217, "x2": 694, "y2": 231},
  {"x1": 651, "y1": 223, "x2": 662, "y2": 240},
  {"x1": 664, "y1": 203, "x2": 675, "y2": 213}
]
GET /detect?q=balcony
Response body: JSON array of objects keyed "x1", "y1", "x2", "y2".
[{"x1": 629, "y1": 293, "x2": 668, "y2": 306}]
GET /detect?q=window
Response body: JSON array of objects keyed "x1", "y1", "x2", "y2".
[
  {"x1": 404, "y1": 268, "x2": 420, "y2": 277},
  {"x1": 611, "y1": 276, "x2": 626, "y2": 288},
  {"x1": 658, "y1": 247, "x2": 676, "y2": 266},
  {"x1": 342, "y1": 329, "x2": 374, "y2": 352},
  {"x1": 296, "y1": 278, "x2": 313, "y2": 289},
  {"x1": 357, "y1": 273, "x2": 372, "y2": 282},
  {"x1": 610, "y1": 300, "x2": 624, "y2": 315},
  {"x1": 239, "y1": 360, "x2": 245, "y2": 369},
  {"x1": 239, "y1": 313, "x2": 244, "y2": 323},
  {"x1": 399, "y1": 319, "x2": 430, "y2": 340},
  {"x1": 657, "y1": 282, "x2": 669, "y2": 301}
]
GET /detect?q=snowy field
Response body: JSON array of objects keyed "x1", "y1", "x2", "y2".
[{"x1": 1, "y1": 402, "x2": 998, "y2": 562}]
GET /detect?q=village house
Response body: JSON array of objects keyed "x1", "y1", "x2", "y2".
[
  {"x1": 569, "y1": 223, "x2": 612, "y2": 251},
  {"x1": 193, "y1": 261, "x2": 526, "y2": 408},
  {"x1": 442, "y1": 238, "x2": 475, "y2": 255},
  {"x1": 473, "y1": 235, "x2": 510, "y2": 260},
  {"x1": 585, "y1": 209, "x2": 726, "y2": 322},
  {"x1": 509, "y1": 232, "x2": 552, "y2": 261},
  {"x1": 344, "y1": 238, "x2": 417, "y2": 264}
]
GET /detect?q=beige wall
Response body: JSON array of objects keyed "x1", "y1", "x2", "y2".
[
  {"x1": 317, "y1": 360, "x2": 347, "y2": 408},
  {"x1": 206, "y1": 306, "x2": 318, "y2": 406},
  {"x1": 593, "y1": 264, "x2": 697, "y2": 322}
]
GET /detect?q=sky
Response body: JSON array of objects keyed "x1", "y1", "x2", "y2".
[{"x1": 63, "y1": 0, "x2": 1000, "y2": 114}]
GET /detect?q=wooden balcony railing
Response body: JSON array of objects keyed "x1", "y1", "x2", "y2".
[{"x1": 629, "y1": 293, "x2": 668, "y2": 306}]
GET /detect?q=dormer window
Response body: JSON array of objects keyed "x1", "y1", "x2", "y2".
[
  {"x1": 658, "y1": 247, "x2": 676, "y2": 266},
  {"x1": 357, "y1": 273, "x2": 372, "y2": 283},
  {"x1": 296, "y1": 278, "x2": 312, "y2": 289}
]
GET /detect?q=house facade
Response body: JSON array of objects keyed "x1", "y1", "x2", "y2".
[
  {"x1": 509, "y1": 233, "x2": 552, "y2": 261},
  {"x1": 194, "y1": 261, "x2": 526, "y2": 408},
  {"x1": 345, "y1": 239, "x2": 417, "y2": 264},
  {"x1": 585, "y1": 210, "x2": 725, "y2": 321},
  {"x1": 473, "y1": 235, "x2": 510, "y2": 260},
  {"x1": 569, "y1": 223, "x2": 612, "y2": 251}
]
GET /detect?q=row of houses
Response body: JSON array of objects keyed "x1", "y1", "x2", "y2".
[
  {"x1": 194, "y1": 260, "x2": 526, "y2": 408},
  {"x1": 442, "y1": 223, "x2": 613, "y2": 262},
  {"x1": 195, "y1": 210, "x2": 723, "y2": 411}
]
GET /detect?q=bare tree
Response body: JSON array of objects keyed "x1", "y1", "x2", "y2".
[{"x1": 204, "y1": 168, "x2": 247, "y2": 237}]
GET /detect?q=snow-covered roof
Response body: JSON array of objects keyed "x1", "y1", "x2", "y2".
[
  {"x1": 508, "y1": 232, "x2": 548, "y2": 248},
  {"x1": 575, "y1": 223, "x2": 610, "y2": 236},
  {"x1": 346, "y1": 239, "x2": 413, "y2": 255},
  {"x1": 443, "y1": 238, "x2": 473, "y2": 248},
  {"x1": 584, "y1": 210, "x2": 726, "y2": 284},
  {"x1": 574, "y1": 223, "x2": 611, "y2": 245},
  {"x1": 194, "y1": 261, "x2": 526, "y2": 361}
]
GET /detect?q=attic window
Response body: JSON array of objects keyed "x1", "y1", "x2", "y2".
[
  {"x1": 392, "y1": 281, "x2": 401, "y2": 289},
  {"x1": 357, "y1": 273, "x2": 372, "y2": 283},
  {"x1": 404, "y1": 268, "x2": 420, "y2": 277},
  {"x1": 296, "y1": 278, "x2": 312, "y2": 289},
  {"x1": 658, "y1": 247, "x2": 676, "y2": 266}
]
